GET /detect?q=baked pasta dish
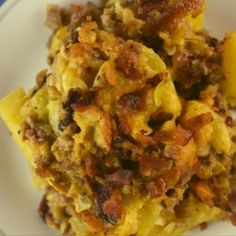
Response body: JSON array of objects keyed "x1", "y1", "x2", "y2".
[{"x1": 1, "y1": 0, "x2": 236, "y2": 235}]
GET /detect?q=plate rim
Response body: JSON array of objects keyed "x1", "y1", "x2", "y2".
[
  {"x1": 0, "y1": 0, "x2": 20, "y2": 23},
  {"x1": 0, "y1": 2, "x2": 20, "y2": 236}
]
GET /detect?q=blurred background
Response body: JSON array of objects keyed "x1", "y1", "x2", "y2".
[{"x1": 0, "y1": 0, "x2": 5, "y2": 6}]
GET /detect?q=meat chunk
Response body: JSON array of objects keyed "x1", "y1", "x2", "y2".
[
  {"x1": 21, "y1": 117, "x2": 52, "y2": 144},
  {"x1": 67, "y1": 2, "x2": 101, "y2": 44}
]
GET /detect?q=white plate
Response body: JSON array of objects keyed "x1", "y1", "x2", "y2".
[{"x1": 0, "y1": 0, "x2": 236, "y2": 235}]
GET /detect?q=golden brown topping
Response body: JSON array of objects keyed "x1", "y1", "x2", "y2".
[
  {"x1": 158, "y1": 0, "x2": 204, "y2": 32},
  {"x1": 138, "y1": 0, "x2": 168, "y2": 18},
  {"x1": 147, "y1": 71, "x2": 168, "y2": 87},
  {"x1": 117, "y1": 42, "x2": 141, "y2": 78},
  {"x1": 80, "y1": 210, "x2": 105, "y2": 232},
  {"x1": 172, "y1": 52, "x2": 190, "y2": 68},
  {"x1": 182, "y1": 112, "x2": 214, "y2": 132},
  {"x1": 161, "y1": 167, "x2": 181, "y2": 188},
  {"x1": 35, "y1": 166, "x2": 52, "y2": 178},
  {"x1": 163, "y1": 145, "x2": 181, "y2": 159},
  {"x1": 84, "y1": 155, "x2": 96, "y2": 178},
  {"x1": 200, "y1": 222, "x2": 208, "y2": 231},
  {"x1": 38, "y1": 194, "x2": 49, "y2": 223},
  {"x1": 68, "y1": 43, "x2": 91, "y2": 58},
  {"x1": 102, "y1": 190, "x2": 122, "y2": 223},
  {"x1": 225, "y1": 116, "x2": 233, "y2": 127},
  {"x1": 116, "y1": 22, "x2": 125, "y2": 35},
  {"x1": 89, "y1": 180, "x2": 115, "y2": 224},
  {"x1": 70, "y1": 4, "x2": 81, "y2": 13},
  {"x1": 34, "y1": 148, "x2": 53, "y2": 169},
  {"x1": 230, "y1": 214, "x2": 236, "y2": 226},
  {"x1": 64, "y1": 88, "x2": 97, "y2": 111},
  {"x1": 50, "y1": 170, "x2": 71, "y2": 192},
  {"x1": 146, "y1": 177, "x2": 166, "y2": 199},
  {"x1": 154, "y1": 125, "x2": 193, "y2": 146},
  {"x1": 119, "y1": 87, "x2": 148, "y2": 112},
  {"x1": 228, "y1": 191, "x2": 236, "y2": 214},
  {"x1": 190, "y1": 180, "x2": 215, "y2": 207},
  {"x1": 117, "y1": 114, "x2": 132, "y2": 135},
  {"x1": 96, "y1": 111, "x2": 114, "y2": 152},
  {"x1": 58, "y1": 114, "x2": 74, "y2": 131},
  {"x1": 106, "y1": 169, "x2": 132, "y2": 187},
  {"x1": 139, "y1": 154, "x2": 172, "y2": 177}
]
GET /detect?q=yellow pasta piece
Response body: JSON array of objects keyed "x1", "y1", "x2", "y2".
[{"x1": 222, "y1": 31, "x2": 236, "y2": 106}]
